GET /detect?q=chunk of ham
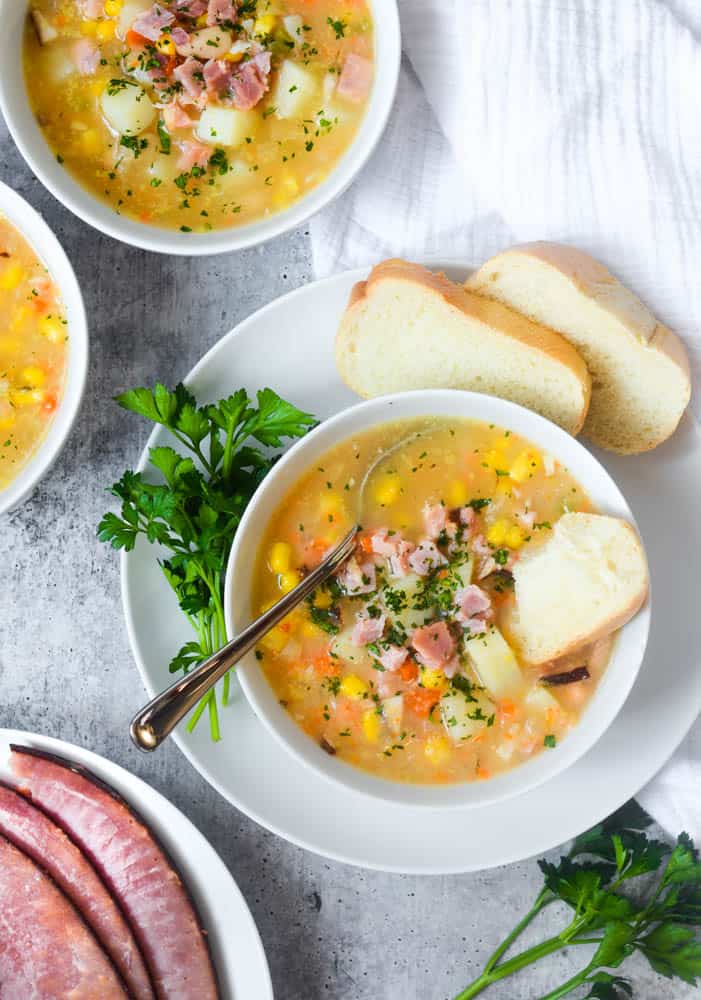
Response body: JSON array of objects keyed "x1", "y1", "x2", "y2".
[
  {"x1": 336, "y1": 556, "x2": 376, "y2": 595},
  {"x1": 82, "y1": 0, "x2": 105, "y2": 16},
  {"x1": 203, "y1": 58, "x2": 232, "y2": 98},
  {"x1": 455, "y1": 584, "x2": 492, "y2": 635},
  {"x1": 230, "y1": 52, "x2": 271, "y2": 111},
  {"x1": 170, "y1": 26, "x2": 192, "y2": 55},
  {"x1": 132, "y1": 3, "x2": 175, "y2": 41},
  {"x1": 378, "y1": 671, "x2": 405, "y2": 699},
  {"x1": 376, "y1": 645, "x2": 408, "y2": 672},
  {"x1": 471, "y1": 533, "x2": 498, "y2": 579},
  {"x1": 370, "y1": 529, "x2": 415, "y2": 577},
  {"x1": 411, "y1": 621, "x2": 456, "y2": 671},
  {"x1": 172, "y1": 0, "x2": 207, "y2": 15},
  {"x1": 458, "y1": 505, "x2": 477, "y2": 531},
  {"x1": 177, "y1": 138, "x2": 212, "y2": 170},
  {"x1": 162, "y1": 101, "x2": 192, "y2": 130},
  {"x1": 173, "y1": 55, "x2": 206, "y2": 99},
  {"x1": 408, "y1": 539, "x2": 447, "y2": 576},
  {"x1": 10, "y1": 747, "x2": 219, "y2": 1000},
  {"x1": 423, "y1": 502, "x2": 447, "y2": 539},
  {"x1": 0, "y1": 834, "x2": 128, "y2": 999},
  {"x1": 337, "y1": 53, "x2": 373, "y2": 103},
  {"x1": 207, "y1": 0, "x2": 236, "y2": 25},
  {"x1": 0, "y1": 783, "x2": 154, "y2": 1000},
  {"x1": 351, "y1": 612, "x2": 386, "y2": 647},
  {"x1": 72, "y1": 38, "x2": 100, "y2": 75}
]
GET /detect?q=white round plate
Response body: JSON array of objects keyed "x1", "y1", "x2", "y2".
[
  {"x1": 122, "y1": 262, "x2": 701, "y2": 874},
  {"x1": 0, "y1": 729, "x2": 272, "y2": 1000}
]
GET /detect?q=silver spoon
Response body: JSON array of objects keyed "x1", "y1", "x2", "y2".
[{"x1": 130, "y1": 430, "x2": 423, "y2": 751}]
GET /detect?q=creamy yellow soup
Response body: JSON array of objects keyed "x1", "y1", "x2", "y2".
[
  {"x1": 24, "y1": 0, "x2": 374, "y2": 232},
  {"x1": 252, "y1": 418, "x2": 613, "y2": 786},
  {"x1": 0, "y1": 217, "x2": 68, "y2": 492}
]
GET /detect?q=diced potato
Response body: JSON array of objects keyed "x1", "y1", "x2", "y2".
[
  {"x1": 196, "y1": 107, "x2": 258, "y2": 147},
  {"x1": 32, "y1": 10, "x2": 58, "y2": 45},
  {"x1": 100, "y1": 81, "x2": 155, "y2": 135},
  {"x1": 525, "y1": 685, "x2": 562, "y2": 715},
  {"x1": 382, "y1": 694, "x2": 403, "y2": 736},
  {"x1": 282, "y1": 14, "x2": 303, "y2": 41},
  {"x1": 272, "y1": 59, "x2": 319, "y2": 119},
  {"x1": 41, "y1": 45, "x2": 76, "y2": 83},
  {"x1": 331, "y1": 629, "x2": 368, "y2": 669},
  {"x1": 454, "y1": 556, "x2": 473, "y2": 589},
  {"x1": 117, "y1": 0, "x2": 151, "y2": 37},
  {"x1": 466, "y1": 626, "x2": 523, "y2": 700},
  {"x1": 189, "y1": 27, "x2": 233, "y2": 59},
  {"x1": 441, "y1": 687, "x2": 495, "y2": 742}
]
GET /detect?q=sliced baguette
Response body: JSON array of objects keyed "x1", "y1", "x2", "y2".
[
  {"x1": 466, "y1": 242, "x2": 691, "y2": 454},
  {"x1": 336, "y1": 259, "x2": 592, "y2": 436},
  {"x1": 508, "y1": 513, "x2": 648, "y2": 665}
]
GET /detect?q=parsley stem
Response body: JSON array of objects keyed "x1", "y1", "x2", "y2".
[
  {"x1": 186, "y1": 695, "x2": 209, "y2": 733},
  {"x1": 454, "y1": 934, "x2": 574, "y2": 999},
  {"x1": 482, "y1": 887, "x2": 553, "y2": 973}
]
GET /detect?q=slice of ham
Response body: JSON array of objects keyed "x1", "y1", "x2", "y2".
[
  {"x1": 72, "y1": 38, "x2": 100, "y2": 75},
  {"x1": 172, "y1": 0, "x2": 207, "y2": 15},
  {"x1": 162, "y1": 101, "x2": 192, "y2": 130},
  {"x1": 170, "y1": 25, "x2": 192, "y2": 55},
  {"x1": 423, "y1": 502, "x2": 447, "y2": 539},
  {"x1": 336, "y1": 556, "x2": 376, "y2": 595},
  {"x1": 370, "y1": 529, "x2": 415, "y2": 577},
  {"x1": 471, "y1": 533, "x2": 498, "y2": 579},
  {"x1": 351, "y1": 611, "x2": 386, "y2": 647},
  {"x1": 337, "y1": 53, "x2": 373, "y2": 103},
  {"x1": 408, "y1": 539, "x2": 447, "y2": 576},
  {"x1": 376, "y1": 645, "x2": 408, "y2": 672},
  {"x1": 458, "y1": 505, "x2": 477, "y2": 532},
  {"x1": 203, "y1": 58, "x2": 232, "y2": 98},
  {"x1": 173, "y1": 55, "x2": 206, "y2": 99},
  {"x1": 0, "y1": 783, "x2": 154, "y2": 1000},
  {"x1": 132, "y1": 4, "x2": 175, "y2": 42},
  {"x1": 411, "y1": 621, "x2": 455, "y2": 671},
  {"x1": 230, "y1": 52, "x2": 271, "y2": 111},
  {"x1": 0, "y1": 833, "x2": 128, "y2": 999},
  {"x1": 10, "y1": 747, "x2": 219, "y2": 1000},
  {"x1": 207, "y1": 0, "x2": 236, "y2": 25},
  {"x1": 455, "y1": 584, "x2": 492, "y2": 623},
  {"x1": 177, "y1": 139, "x2": 212, "y2": 170}
]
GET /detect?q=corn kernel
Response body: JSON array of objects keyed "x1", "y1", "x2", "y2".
[
  {"x1": 0, "y1": 262, "x2": 23, "y2": 291},
  {"x1": 81, "y1": 128, "x2": 101, "y2": 154},
  {"x1": 486, "y1": 518, "x2": 510, "y2": 546},
  {"x1": 362, "y1": 708, "x2": 381, "y2": 743},
  {"x1": 39, "y1": 317, "x2": 65, "y2": 343},
  {"x1": 483, "y1": 448, "x2": 507, "y2": 471},
  {"x1": 319, "y1": 490, "x2": 343, "y2": 517},
  {"x1": 373, "y1": 473, "x2": 401, "y2": 506},
  {"x1": 254, "y1": 14, "x2": 277, "y2": 35},
  {"x1": 301, "y1": 619, "x2": 324, "y2": 639},
  {"x1": 505, "y1": 525, "x2": 525, "y2": 550},
  {"x1": 21, "y1": 366, "x2": 46, "y2": 388},
  {"x1": 446, "y1": 479, "x2": 468, "y2": 507},
  {"x1": 10, "y1": 388, "x2": 43, "y2": 408},
  {"x1": 0, "y1": 412, "x2": 16, "y2": 430},
  {"x1": 104, "y1": 0, "x2": 123, "y2": 15},
  {"x1": 420, "y1": 667, "x2": 448, "y2": 691},
  {"x1": 424, "y1": 735, "x2": 452, "y2": 765},
  {"x1": 80, "y1": 20, "x2": 98, "y2": 36},
  {"x1": 223, "y1": 50, "x2": 245, "y2": 62},
  {"x1": 340, "y1": 674, "x2": 367, "y2": 700},
  {"x1": 269, "y1": 540, "x2": 292, "y2": 574},
  {"x1": 196, "y1": 12, "x2": 208, "y2": 25},
  {"x1": 95, "y1": 19, "x2": 115, "y2": 41},
  {"x1": 313, "y1": 588, "x2": 333, "y2": 610},
  {"x1": 278, "y1": 569, "x2": 301, "y2": 594},
  {"x1": 259, "y1": 626, "x2": 288, "y2": 654},
  {"x1": 155, "y1": 34, "x2": 175, "y2": 55},
  {"x1": 510, "y1": 448, "x2": 542, "y2": 484}
]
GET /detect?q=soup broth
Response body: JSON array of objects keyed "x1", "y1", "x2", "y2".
[
  {"x1": 24, "y1": 0, "x2": 374, "y2": 233},
  {"x1": 0, "y1": 216, "x2": 68, "y2": 492},
  {"x1": 252, "y1": 417, "x2": 613, "y2": 786}
]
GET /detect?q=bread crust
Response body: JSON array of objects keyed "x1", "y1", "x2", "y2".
[{"x1": 338, "y1": 259, "x2": 592, "y2": 434}]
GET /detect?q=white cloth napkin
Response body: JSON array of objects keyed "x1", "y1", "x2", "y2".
[{"x1": 310, "y1": 0, "x2": 701, "y2": 837}]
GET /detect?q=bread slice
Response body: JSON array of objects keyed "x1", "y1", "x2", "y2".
[
  {"x1": 466, "y1": 243, "x2": 691, "y2": 454},
  {"x1": 508, "y1": 513, "x2": 648, "y2": 665},
  {"x1": 336, "y1": 259, "x2": 592, "y2": 436}
]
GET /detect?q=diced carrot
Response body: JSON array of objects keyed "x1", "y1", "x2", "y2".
[
  {"x1": 279, "y1": 621, "x2": 292, "y2": 633},
  {"x1": 399, "y1": 660, "x2": 419, "y2": 683},
  {"x1": 42, "y1": 394, "x2": 57, "y2": 415},
  {"x1": 475, "y1": 766, "x2": 491, "y2": 780},
  {"x1": 357, "y1": 533, "x2": 374, "y2": 555},
  {"x1": 312, "y1": 654, "x2": 339, "y2": 677},
  {"x1": 497, "y1": 698, "x2": 516, "y2": 717},
  {"x1": 405, "y1": 687, "x2": 441, "y2": 717},
  {"x1": 126, "y1": 28, "x2": 148, "y2": 48}
]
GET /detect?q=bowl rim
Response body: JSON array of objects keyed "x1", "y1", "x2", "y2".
[
  {"x1": 224, "y1": 388, "x2": 651, "y2": 810},
  {"x1": 0, "y1": 0, "x2": 401, "y2": 257},
  {"x1": 0, "y1": 181, "x2": 88, "y2": 515}
]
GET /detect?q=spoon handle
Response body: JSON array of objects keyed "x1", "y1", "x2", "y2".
[{"x1": 130, "y1": 526, "x2": 358, "y2": 751}]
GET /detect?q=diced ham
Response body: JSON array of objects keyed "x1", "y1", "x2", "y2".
[
  {"x1": 337, "y1": 53, "x2": 373, "y2": 103},
  {"x1": 351, "y1": 612, "x2": 386, "y2": 647},
  {"x1": 132, "y1": 3, "x2": 175, "y2": 41},
  {"x1": 460, "y1": 616, "x2": 490, "y2": 636},
  {"x1": 203, "y1": 58, "x2": 232, "y2": 98},
  {"x1": 370, "y1": 529, "x2": 415, "y2": 577},
  {"x1": 458, "y1": 505, "x2": 477, "y2": 531},
  {"x1": 455, "y1": 584, "x2": 492, "y2": 623},
  {"x1": 72, "y1": 38, "x2": 100, "y2": 75},
  {"x1": 207, "y1": 0, "x2": 236, "y2": 25},
  {"x1": 176, "y1": 138, "x2": 212, "y2": 170},
  {"x1": 411, "y1": 621, "x2": 455, "y2": 671},
  {"x1": 173, "y1": 55, "x2": 206, "y2": 99},
  {"x1": 82, "y1": 0, "x2": 105, "y2": 16},
  {"x1": 408, "y1": 539, "x2": 447, "y2": 576},
  {"x1": 230, "y1": 52, "x2": 271, "y2": 110},
  {"x1": 443, "y1": 655, "x2": 461, "y2": 679},
  {"x1": 162, "y1": 101, "x2": 192, "y2": 130},
  {"x1": 378, "y1": 671, "x2": 405, "y2": 699},
  {"x1": 423, "y1": 502, "x2": 447, "y2": 539},
  {"x1": 172, "y1": 0, "x2": 207, "y2": 15},
  {"x1": 0, "y1": 783, "x2": 154, "y2": 1000},
  {"x1": 10, "y1": 747, "x2": 219, "y2": 1000},
  {"x1": 377, "y1": 645, "x2": 408, "y2": 672},
  {"x1": 170, "y1": 25, "x2": 192, "y2": 55},
  {"x1": 0, "y1": 834, "x2": 128, "y2": 999},
  {"x1": 336, "y1": 557, "x2": 376, "y2": 595}
]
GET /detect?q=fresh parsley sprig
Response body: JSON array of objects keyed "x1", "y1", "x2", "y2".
[
  {"x1": 98, "y1": 383, "x2": 315, "y2": 740},
  {"x1": 455, "y1": 802, "x2": 701, "y2": 999}
]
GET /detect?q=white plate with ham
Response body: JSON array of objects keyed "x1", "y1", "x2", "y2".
[
  {"x1": 122, "y1": 262, "x2": 701, "y2": 873},
  {"x1": 0, "y1": 729, "x2": 272, "y2": 1000}
]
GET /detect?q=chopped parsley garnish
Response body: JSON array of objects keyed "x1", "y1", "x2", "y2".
[
  {"x1": 544, "y1": 734, "x2": 557, "y2": 748},
  {"x1": 120, "y1": 135, "x2": 148, "y2": 159},
  {"x1": 157, "y1": 119, "x2": 171, "y2": 155},
  {"x1": 327, "y1": 16, "x2": 347, "y2": 38}
]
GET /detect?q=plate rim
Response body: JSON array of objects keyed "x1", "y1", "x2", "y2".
[{"x1": 121, "y1": 260, "x2": 701, "y2": 874}]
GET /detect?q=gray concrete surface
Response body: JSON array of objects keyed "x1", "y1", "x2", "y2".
[{"x1": 0, "y1": 121, "x2": 690, "y2": 1000}]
